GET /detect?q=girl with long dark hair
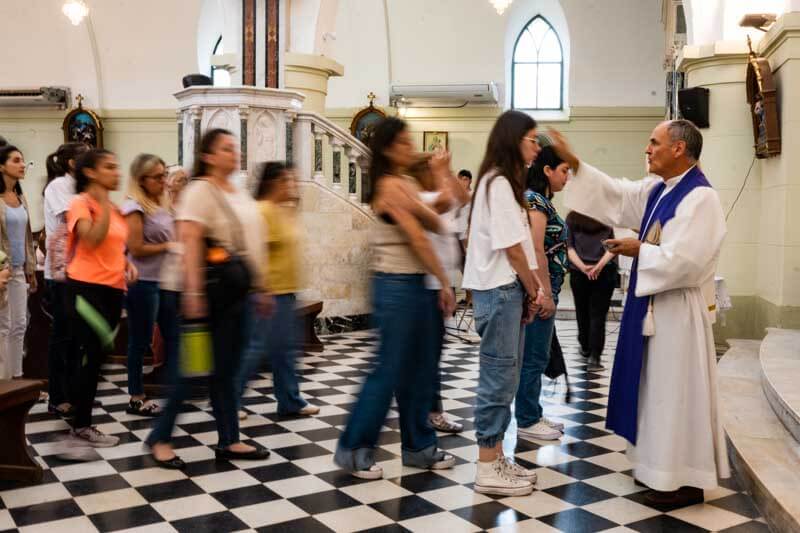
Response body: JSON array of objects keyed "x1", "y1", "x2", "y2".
[
  {"x1": 64, "y1": 149, "x2": 137, "y2": 450},
  {"x1": 335, "y1": 117, "x2": 456, "y2": 479},
  {"x1": 515, "y1": 145, "x2": 570, "y2": 441},
  {"x1": 462, "y1": 110, "x2": 544, "y2": 496},
  {"x1": 0, "y1": 145, "x2": 36, "y2": 379},
  {"x1": 43, "y1": 142, "x2": 89, "y2": 414}
]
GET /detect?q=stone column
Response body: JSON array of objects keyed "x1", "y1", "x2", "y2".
[
  {"x1": 680, "y1": 43, "x2": 760, "y2": 338},
  {"x1": 331, "y1": 139, "x2": 344, "y2": 193},
  {"x1": 284, "y1": 53, "x2": 344, "y2": 114},
  {"x1": 313, "y1": 129, "x2": 325, "y2": 183},
  {"x1": 176, "y1": 110, "x2": 184, "y2": 167},
  {"x1": 292, "y1": 116, "x2": 313, "y2": 181},
  {"x1": 347, "y1": 147, "x2": 359, "y2": 202}
]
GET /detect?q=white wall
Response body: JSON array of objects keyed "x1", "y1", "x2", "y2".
[
  {"x1": 327, "y1": 0, "x2": 666, "y2": 110},
  {"x1": 684, "y1": 0, "x2": 788, "y2": 46},
  {"x1": 0, "y1": 0, "x2": 203, "y2": 110}
]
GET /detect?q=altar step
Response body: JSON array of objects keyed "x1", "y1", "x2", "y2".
[
  {"x1": 718, "y1": 334, "x2": 800, "y2": 533},
  {"x1": 759, "y1": 328, "x2": 800, "y2": 444}
]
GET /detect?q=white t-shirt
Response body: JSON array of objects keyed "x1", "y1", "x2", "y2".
[
  {"x1": 462, "y1": 174, "x2": 537, "y2": 290},
  {"x1": 419, "y1": 191, "x2": 461, "y2": 290},
  {"x1": 43, "y1": 174, "x2": 76, "y2": 280}
]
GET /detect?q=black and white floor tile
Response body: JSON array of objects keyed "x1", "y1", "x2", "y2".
[{"x1": 1, "y1": 320, "x2": 767, "y2": 532}]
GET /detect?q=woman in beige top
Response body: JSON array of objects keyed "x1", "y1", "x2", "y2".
[
  {"x1": 334, "y1": 117, "x2": 457, "y2": 480},
  {"x1": 146, "y1": 129, "x2": 271, "y2": 469}
]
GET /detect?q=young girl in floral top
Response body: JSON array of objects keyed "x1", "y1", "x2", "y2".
[{"x1": 515, "y1": 145, "x2": 569, "y2": 442}]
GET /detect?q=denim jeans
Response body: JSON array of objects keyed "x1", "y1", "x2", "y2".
[
  {"x1": 46, "y1": 280, "x2": 72, "y2": 405},
  {"x1": 426, "y1": 289, "x2": 445, "y2": 413},
  {"x1": 338, "y1": 273, "x2": 438, "y2": 454},
  {"x1": 472, "y1": 279, "x2": 525, "y2": 448},
  {"x1": 126, "y1": 281, "x2": 180, "y2": 396},
  {"x1": 515, "y1": 314, "x2": 556, "y2": 428},
  {"x1": 238, "y1": 293, "x2": 306, "y2": 414}
]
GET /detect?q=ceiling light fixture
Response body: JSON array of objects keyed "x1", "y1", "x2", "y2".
[
  {"x1": 63, "y1": 0, "x2": 89, "y2": 26},
  {"x1": 489, "y1": 0, "x2": 513, "y2": 15}
]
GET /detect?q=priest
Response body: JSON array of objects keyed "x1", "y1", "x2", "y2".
[{"x1": 549, "y1": 119, "x2": 730, "y2": 506}]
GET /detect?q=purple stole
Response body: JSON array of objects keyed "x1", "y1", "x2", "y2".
[{"x1": 605, "y1": 166, "x2": 711, "y2": 445}]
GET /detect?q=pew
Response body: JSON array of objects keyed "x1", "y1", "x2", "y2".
[{"x1": 0, "y1": 380, "x2": 44, "y2": 482}]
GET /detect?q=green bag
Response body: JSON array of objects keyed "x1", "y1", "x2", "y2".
[
  {"x1": 180, "y1": 320, "x2": 214, "y2": 377},
  {"x1": 75, "y1": 295, "x2": 119, "y2": 350}
]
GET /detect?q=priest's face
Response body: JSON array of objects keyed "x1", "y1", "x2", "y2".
[{"x1": 645, "y1": 122, "x2": 679, "y2": 177}]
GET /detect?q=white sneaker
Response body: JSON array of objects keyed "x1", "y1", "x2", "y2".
[
  {"x1": 518, "y1": 420, "x2": 562, "y2": 441},
  {"x1": 238, "y1": 410, "x2": 248, "y2": 420},
  {"x1": 500, "y1": 455, "x2": 537, "y2": 482},
  {"x1": 298, "y1": 405, "x2": 320, "y2": 416},
  {"x1": 71, "y1": 426, "x2": 119, "y2": 448},
  {"x1": 541, "y1": 417, "x2": 565, "y2": 432},
  {"x1": 352, "y1": 463, "x2": 383, "y2": 480},
  {"x1": 430, "y1": 453, "x2": 456, "y2": 470},
  {"x1": 475, "y1": 457, "x2": 533, "y2": 496}
]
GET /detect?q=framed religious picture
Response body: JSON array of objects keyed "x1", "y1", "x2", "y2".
[
  {"x1": 62, "y1": 95, "x2": 104, "y2": 148},
  {"x1": 746, "y1": 37, "x2": 780, "y2": 158},
  {"x1": 423, "y1": 131, "x2": 448, "y2": 153},
  {"x1": 350, "y1": 92, "x2": 386, "y2": 147}
]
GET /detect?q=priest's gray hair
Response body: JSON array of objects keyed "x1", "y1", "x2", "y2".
[{"x1": 667, "y1": 119, "x2": 703, "y2": 161}]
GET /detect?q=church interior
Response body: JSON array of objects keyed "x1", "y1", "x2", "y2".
[{"x1": 0, "y1": 0, "x2": 799, "y2": 531}]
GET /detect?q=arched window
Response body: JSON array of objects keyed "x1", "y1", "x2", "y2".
[
  {"x1": 512, "y1": 16, "x2": 564, "y2": 110},
  {"x1": 211, "y1": 35, "x2": 230, "y2": 86}
]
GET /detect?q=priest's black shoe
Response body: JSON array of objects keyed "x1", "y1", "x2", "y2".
[
  {"x1": 643, "y1": 486, "x2": 704, "y2": 507},
  {"x1": 215, "y1": 446, "x2": 270, "y2": 461}
]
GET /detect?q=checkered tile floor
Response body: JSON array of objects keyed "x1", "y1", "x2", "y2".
[{"x1": 2, "y1": 320, "x2": 767, "y2": 532}]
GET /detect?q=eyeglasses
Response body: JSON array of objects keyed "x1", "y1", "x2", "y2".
[
  {"x1": 144, "y1": 172, "x2": 168, "y2": 181},
  {"x1": 523, "y1": 137, "x2": 540, "y2": 145}
]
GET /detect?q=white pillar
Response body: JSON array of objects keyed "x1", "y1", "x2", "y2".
[{"x1": 292, "y1": 117, "x2": 313, "y2": 181}]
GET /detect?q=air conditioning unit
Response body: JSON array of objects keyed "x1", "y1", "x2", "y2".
[
  {"x1": 0, "y1": 87, "x2": 70, "y2": 108},
  {"x1": 390, "y1": 83, "x2": 498, "y2": 108}
]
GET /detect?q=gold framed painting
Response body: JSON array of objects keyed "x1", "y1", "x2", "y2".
[{"x1": 423, "y1": 131, "x2": 448, "y2": 152}]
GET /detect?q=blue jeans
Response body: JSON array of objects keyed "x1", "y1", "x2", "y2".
[
  {"x1": 238, "y1": 293, "x2": 306, "y2": 414},
  {"x1": 126, "y1": 281, "x2": 180, "y2": 396},
  {"x1": 515, "y1": 314, "x2": 556, "y2": 428},
  {"x1": 338, "y1": 273, "x2": 438, "y2": 454},
  {"x1": 426, "y1": 289, "x2": 445, "y2": 413},
  {"x1": 472, "y1": 279, "x2": 525, "y2": 448}
]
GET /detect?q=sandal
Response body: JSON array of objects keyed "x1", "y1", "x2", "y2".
[
  {"x1": 429, "y1": 413, "x2": 463, "y2": 433},
  {"x1": 154, "y1": 455, "x2": 186, "y2": 470},
  {"x1": 126, "y1": 399, "x2": 162, "y2": 417},
  {"x1": 48, "y1": 402, "x2": 75, "y2": 417}
]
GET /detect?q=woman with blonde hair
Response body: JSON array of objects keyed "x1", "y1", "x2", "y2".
[{"x1": 122, "y1": 153, "x2": 178, "y2": 416}]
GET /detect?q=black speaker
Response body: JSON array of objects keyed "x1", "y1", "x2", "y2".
[
  {"x1": 182, "y1": 74, "x2": 213, "y2": 88},
  {"x1": 678, "y1": 87, "x2": 710, "y2": 128}
]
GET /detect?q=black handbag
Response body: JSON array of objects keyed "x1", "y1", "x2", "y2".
[{"x1": 202, "y1": 181, "x2": 253, "y2": 313}]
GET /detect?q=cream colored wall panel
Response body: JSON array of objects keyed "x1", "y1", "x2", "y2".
[
  {"x1": 782, "y1": 245, "x2": 800, "y2": 306},
  {"x1": 719, "y1": 242, "x2": 759, "y2": 296},
  {"x1": 782, "y1": 185, "x2": 800, "y2": 247},
  {"x1": 717, "y1": 189, "x2": 761, "y2": 246},
  {"x1": 757, "y1": 185, "x2": 789, "y2": 247},
  {"x1": 756, "y1": 243, "x2": 785, "y2": 304}
]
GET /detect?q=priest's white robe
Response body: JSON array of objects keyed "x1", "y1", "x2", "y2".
[{"x1": 564, "y1": 161, "x2": 731, "y2": 492}]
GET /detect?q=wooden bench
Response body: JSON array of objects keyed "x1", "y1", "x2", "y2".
[{"x1": 0, "y1": 380, "x2": 44, "y2": 483}]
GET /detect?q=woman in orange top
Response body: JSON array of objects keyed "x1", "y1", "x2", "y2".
[{"x1": 65, "y1": 149, "x2": 137, "y2": 450}]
